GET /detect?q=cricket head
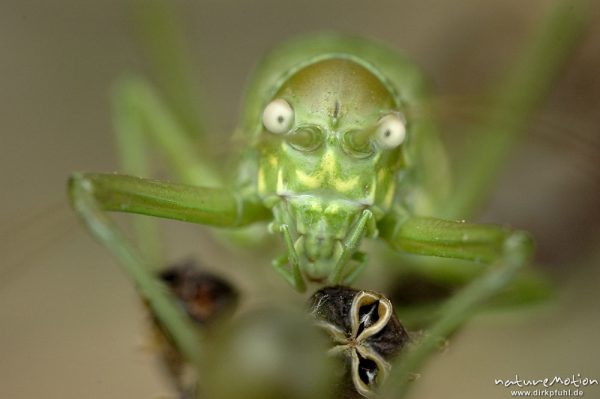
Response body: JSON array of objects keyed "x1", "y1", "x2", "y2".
[{"x1": 255, "y1": 58, "x2": 407, "y2": 287}]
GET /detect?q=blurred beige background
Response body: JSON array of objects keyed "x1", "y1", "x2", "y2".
[{"x1": 1, "y1": 1, "x2": 599, "y2": 398}]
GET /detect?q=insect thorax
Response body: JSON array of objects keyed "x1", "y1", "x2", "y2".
[{"x1": 254, "y1": 58, "x2": 405, "y2": 282}]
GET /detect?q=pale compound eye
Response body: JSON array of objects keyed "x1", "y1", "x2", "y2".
[
  {"x1": 262, "y1": 98, "x2": 294, "y2": 134},
  {"x1": 374, "y1": 114, "x2": 406, "y2": 149}
]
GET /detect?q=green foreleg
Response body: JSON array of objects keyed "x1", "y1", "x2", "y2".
[
  {"x1": 112, "y1": 77, "x2": 222, "y2": 264},
  {"x1": 379, "y1": 215, "x2": 533, "y2": 397},
  {"x1": 68, "y1": 173, "x2": 269, "y2": 369}
]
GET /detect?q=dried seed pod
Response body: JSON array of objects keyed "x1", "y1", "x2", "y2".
[
  {"x1": 159, "y1": 259, "x2": 239, "y2": 325},
  {"x1": 151, "y1": 259, "x2": 239, "y2": 399},
  {"x1": 309, "y1": 286, "x2": 409, "y2": 398}
]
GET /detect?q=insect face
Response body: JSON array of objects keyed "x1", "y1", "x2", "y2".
[{"x1": 256, "y1": 58, "x2": 407, "y2": 284}]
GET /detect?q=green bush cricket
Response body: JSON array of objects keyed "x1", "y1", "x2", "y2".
[{"x1": 67, "y1": 1, "x2": 589, "y2": 397}]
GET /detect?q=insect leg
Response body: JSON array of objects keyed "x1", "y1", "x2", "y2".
[
  {"x1": 113, "y1": 77, "x2": 223, "y2": 264},
  {"x1": 113, "y1": 77, "x2": 221, "y2": 187},
  {"x1": 68, "y1": 172, "x2": 269, "y2": 369},
  {"x1": 131, "y1": 0, "x2": 209, "y2": 143},
  {"x1": 273, "y1": 225, "x2": 306, "y2": 292},
  {"x1": 442, "y1": 0, "x2": 590, "y2": 218},
  {"x1": 329, "y1": 209, "x2": 373, "y2": 285},
  {"x1": 379, "y1": 215, "x2": 533, "y2": 397}
]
